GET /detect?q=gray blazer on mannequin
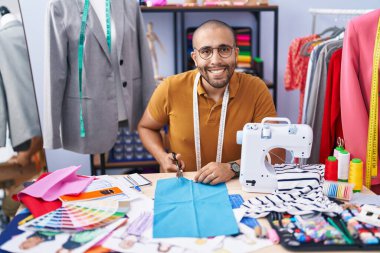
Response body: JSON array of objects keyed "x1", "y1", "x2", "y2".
[
  {"x1": 0, "y1": 20, "x2": 41, "y2": 151},
  {"x1": 44, "y1": 0, "x2": 155, "y2": 154}
]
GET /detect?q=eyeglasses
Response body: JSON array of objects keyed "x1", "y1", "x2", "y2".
[{"x1": 193, "y1": 45, "x2": 234, "y2": 60}]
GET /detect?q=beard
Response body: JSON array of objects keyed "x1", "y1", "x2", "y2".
[{"x1": 197, "y1": 62, "x2": 236, "y2": 89}]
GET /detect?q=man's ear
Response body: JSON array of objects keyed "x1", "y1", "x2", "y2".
[
  {"x1": 191, "y1": 51, "x2": 198, "y2": 67},
  {"x1": 234, "y1": 46, "x2": 240, "y2": 56}
]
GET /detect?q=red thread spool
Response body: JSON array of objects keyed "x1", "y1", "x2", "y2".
[{"x1": 325, "y1": 156, "x2": 338, "y2": 181}]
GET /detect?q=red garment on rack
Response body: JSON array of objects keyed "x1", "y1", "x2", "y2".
[
  {"x1": 284, "y1": 34, "x2": 319, "y2": 123},
  {"x1": 319, "y1": 48, "x2": 343, "y2": 163}
]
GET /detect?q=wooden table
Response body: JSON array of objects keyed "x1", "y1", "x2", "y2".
[{"x1": 132, "y1": 172, "x2": 375, "y2": 253}]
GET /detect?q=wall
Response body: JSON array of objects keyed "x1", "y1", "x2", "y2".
[{"x1": 18, "y1": 0, "x2": 379, "y2": 174}]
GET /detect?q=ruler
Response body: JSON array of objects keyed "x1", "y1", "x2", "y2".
[{"x1": 366, "y1": 16, "x2": 380, "y2": 188}]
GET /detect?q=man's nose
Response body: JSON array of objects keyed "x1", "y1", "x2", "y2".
[{"x1": 209, "y1": 48, "x2": 222, "y2": 62}]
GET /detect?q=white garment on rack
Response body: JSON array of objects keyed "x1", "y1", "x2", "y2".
[
  {"x1": 0, "y1": 13, "x2": 18, "y2": 28},
  {"x1": 91, "y1": 0, "x2": 116, "y2": 44}
]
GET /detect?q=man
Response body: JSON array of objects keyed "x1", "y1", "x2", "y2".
[{"x1": 138, "y1": 20, "x2": 279, "y2": 185}]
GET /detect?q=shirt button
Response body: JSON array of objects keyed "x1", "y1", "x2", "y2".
[
  {"x1": 123, "y1": 81, "x2": 127, "y2": 87},
  {"x1": 120, "y1": 59, "x2": 124, "y2": 65}
]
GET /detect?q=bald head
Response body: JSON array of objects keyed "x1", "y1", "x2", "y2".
[{"x1": 192, "y1": 20, "x2": 236, "y2": 49}]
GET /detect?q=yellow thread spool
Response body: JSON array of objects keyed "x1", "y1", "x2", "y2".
[{"x1": 348, "y1": 158, "x2": 363, "y2": 192}]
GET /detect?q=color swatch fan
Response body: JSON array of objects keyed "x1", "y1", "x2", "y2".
[{"x1": 20, "y1": 200, "x2": 124, "y2": 233}]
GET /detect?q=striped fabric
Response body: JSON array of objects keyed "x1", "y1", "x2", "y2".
[{"x1": 242, "y1": 164, "x2": 343, "y2": 218}]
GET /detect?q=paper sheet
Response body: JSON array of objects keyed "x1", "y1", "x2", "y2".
[
  {"x1": 153, "y1": 177, "x2": 239, "y2": 238},
  {"x1": 88, "y1": 176, "x2": 140, "y2": 201},
  {"x1": 1, "y1": 219, "x2": 125, "y2": 253},
  {"x1": 350, "y1": 193, "x2": 380, "y2": 206}
]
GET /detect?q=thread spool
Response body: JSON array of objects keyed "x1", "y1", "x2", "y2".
[
  {"x1": 322, "y1": 181, "x2": 354, "y2": 201},
  {"x1": 348, "y1": 158, "x2": 363, "y2": 192},
  {"x1": 334, "y1": 146, "x2": 344, "y2": 158},
  {"x1": 267, "y1": 228, "x2": 280, "y2": 244},
  {"x1": 338, "y1": 150, "x2": 350, "y2": 181},
  {"x1": 325, "y1": 156, "x2": 338, "y2": 181}
]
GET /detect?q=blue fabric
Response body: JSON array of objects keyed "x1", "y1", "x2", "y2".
[
  {"x1": 0, "y1": 209, "x2": 31, "y2": 253},
  {"x1": 153, "y1": 177, "x2": 239, "y2": 238},
  {"x1": 229, "y1": 194, "x2": 259, "y2": 229}
]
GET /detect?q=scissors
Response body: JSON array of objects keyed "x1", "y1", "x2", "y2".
[
  {"x1": 337, "y1": 137, "x2": 345, "y2": 148},
  {"x1": 172, "y1": 152, "x2": 183, "y2": 178}
]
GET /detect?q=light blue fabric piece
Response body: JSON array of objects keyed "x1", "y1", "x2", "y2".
[{"x1": 153, "y1": 177, "x2": 239, "y2": 238}]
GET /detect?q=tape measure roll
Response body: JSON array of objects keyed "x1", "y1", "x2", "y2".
[{"x1": 365, "y1": 16, "x2": 380, "y2": 188}]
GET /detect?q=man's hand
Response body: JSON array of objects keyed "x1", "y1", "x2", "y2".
[
  {"x1": 193, "y1": 162, "x2": 235, "y2": 185},
  {"x1": 159, "y1": 153, "x2": 186, "y2": 173}
]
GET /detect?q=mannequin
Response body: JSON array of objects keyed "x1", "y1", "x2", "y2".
[{"x1": 146, "y1": 21, "x2": 165, "y2": 81}]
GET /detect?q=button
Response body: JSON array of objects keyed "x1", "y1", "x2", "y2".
[
  {"x1": 123, "y1": 81, "x2": 127, "y2": 87},
  {"x1": 120, "y1": 59, "x2": 123, "y2": 65}
]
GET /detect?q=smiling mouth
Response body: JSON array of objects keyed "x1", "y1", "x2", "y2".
[{"x1": 208, "y1": 68, "x2": 226, "y2": 74}]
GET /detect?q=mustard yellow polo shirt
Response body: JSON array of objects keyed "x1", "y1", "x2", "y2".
[{"x1": 148, "y1": 70, "x2": 277, "y2": 171}]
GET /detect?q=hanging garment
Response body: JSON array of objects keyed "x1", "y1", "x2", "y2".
[
  {"x1": 44, "y1": 0, "x2": 155, "y2": 154},
  {"x1": 284, "y1": 34, "x2": 319, "y2": 123},
  {"x1": 0, "y1": 20, "x2": 41, "y2": 151},
  {"x1": 340, "y1": 9, "x2": 380, "y2": 185},
  {"x1": 320, "y1": 49, "x2": 343, "y2": 163},
  {"x1": 302, "y1": 38, "x2": 341, "y2": 125},
  {"x1": 242, "y1": 164, "x2": 342, "y2": 218},
  {"x1": 301, "y1": 41, "x2": 327, "y2": 124},
  {"x1": 306, "y1": 41, "x2": 342, "y2": 163}
]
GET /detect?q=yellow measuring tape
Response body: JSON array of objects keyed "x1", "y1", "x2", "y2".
[{"x1": 365, "y1": 16, "x2": 380, "y2": 188}]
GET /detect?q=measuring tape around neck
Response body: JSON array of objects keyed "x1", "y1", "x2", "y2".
[
  {"x1": 193, "y1": 72, "x2": 229, "y2": 170},
  {"x1": 78, "y1": 0, "x2": 111, "y2": 137},
  {"x1": 365, "y1": 16, "x2": 380, "y2": 188}
]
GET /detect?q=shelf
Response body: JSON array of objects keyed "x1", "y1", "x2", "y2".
[
  {"x1": 92, "y1": 154, "x2": 158, "y2": 169},
  {"x1": 141, "y1": 5, "x2": 278, "y2": 12}
]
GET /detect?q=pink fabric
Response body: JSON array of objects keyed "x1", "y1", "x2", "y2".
[
  {"x1": 284, "y1": 34, "x2": 319, "y2": 123},
  {"x1": 13, "y1": 173, "x2": 62, "y2": 217},
  {"x1": 18, "y1": 165, "x2": 94, "y2": 201},
  {"x1": 340, "y1": 9, "x2": 380, "y2": 185}
]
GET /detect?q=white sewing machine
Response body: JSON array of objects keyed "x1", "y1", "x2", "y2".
[{"x1": 237, "y1": 117, "x2": 313, "y2": 193}]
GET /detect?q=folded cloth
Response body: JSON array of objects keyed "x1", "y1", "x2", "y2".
[
  {"x1": 12, "y1": 173, "x2": 62, "y2": 217},
  {"x1": 17, "y1": 165, "x2": 93, "y2": 201},
  {"x1": 153, "y1": 177, "x2": 239, "y2": 238},
  {"x1": 17, "y1": 194, "x2": 62, "y2": 218},
  {"x1": 243, "y1": 164, "x2": 342, "y2": 218}
]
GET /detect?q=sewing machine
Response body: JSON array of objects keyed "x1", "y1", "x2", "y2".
[{"x1": 237, "y1": 117, "x2": 313, "y2": 193}]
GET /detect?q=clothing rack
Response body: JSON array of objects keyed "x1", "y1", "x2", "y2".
[{"x1": 309, "y1": 8, "x2": 374, "y2": 34}]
